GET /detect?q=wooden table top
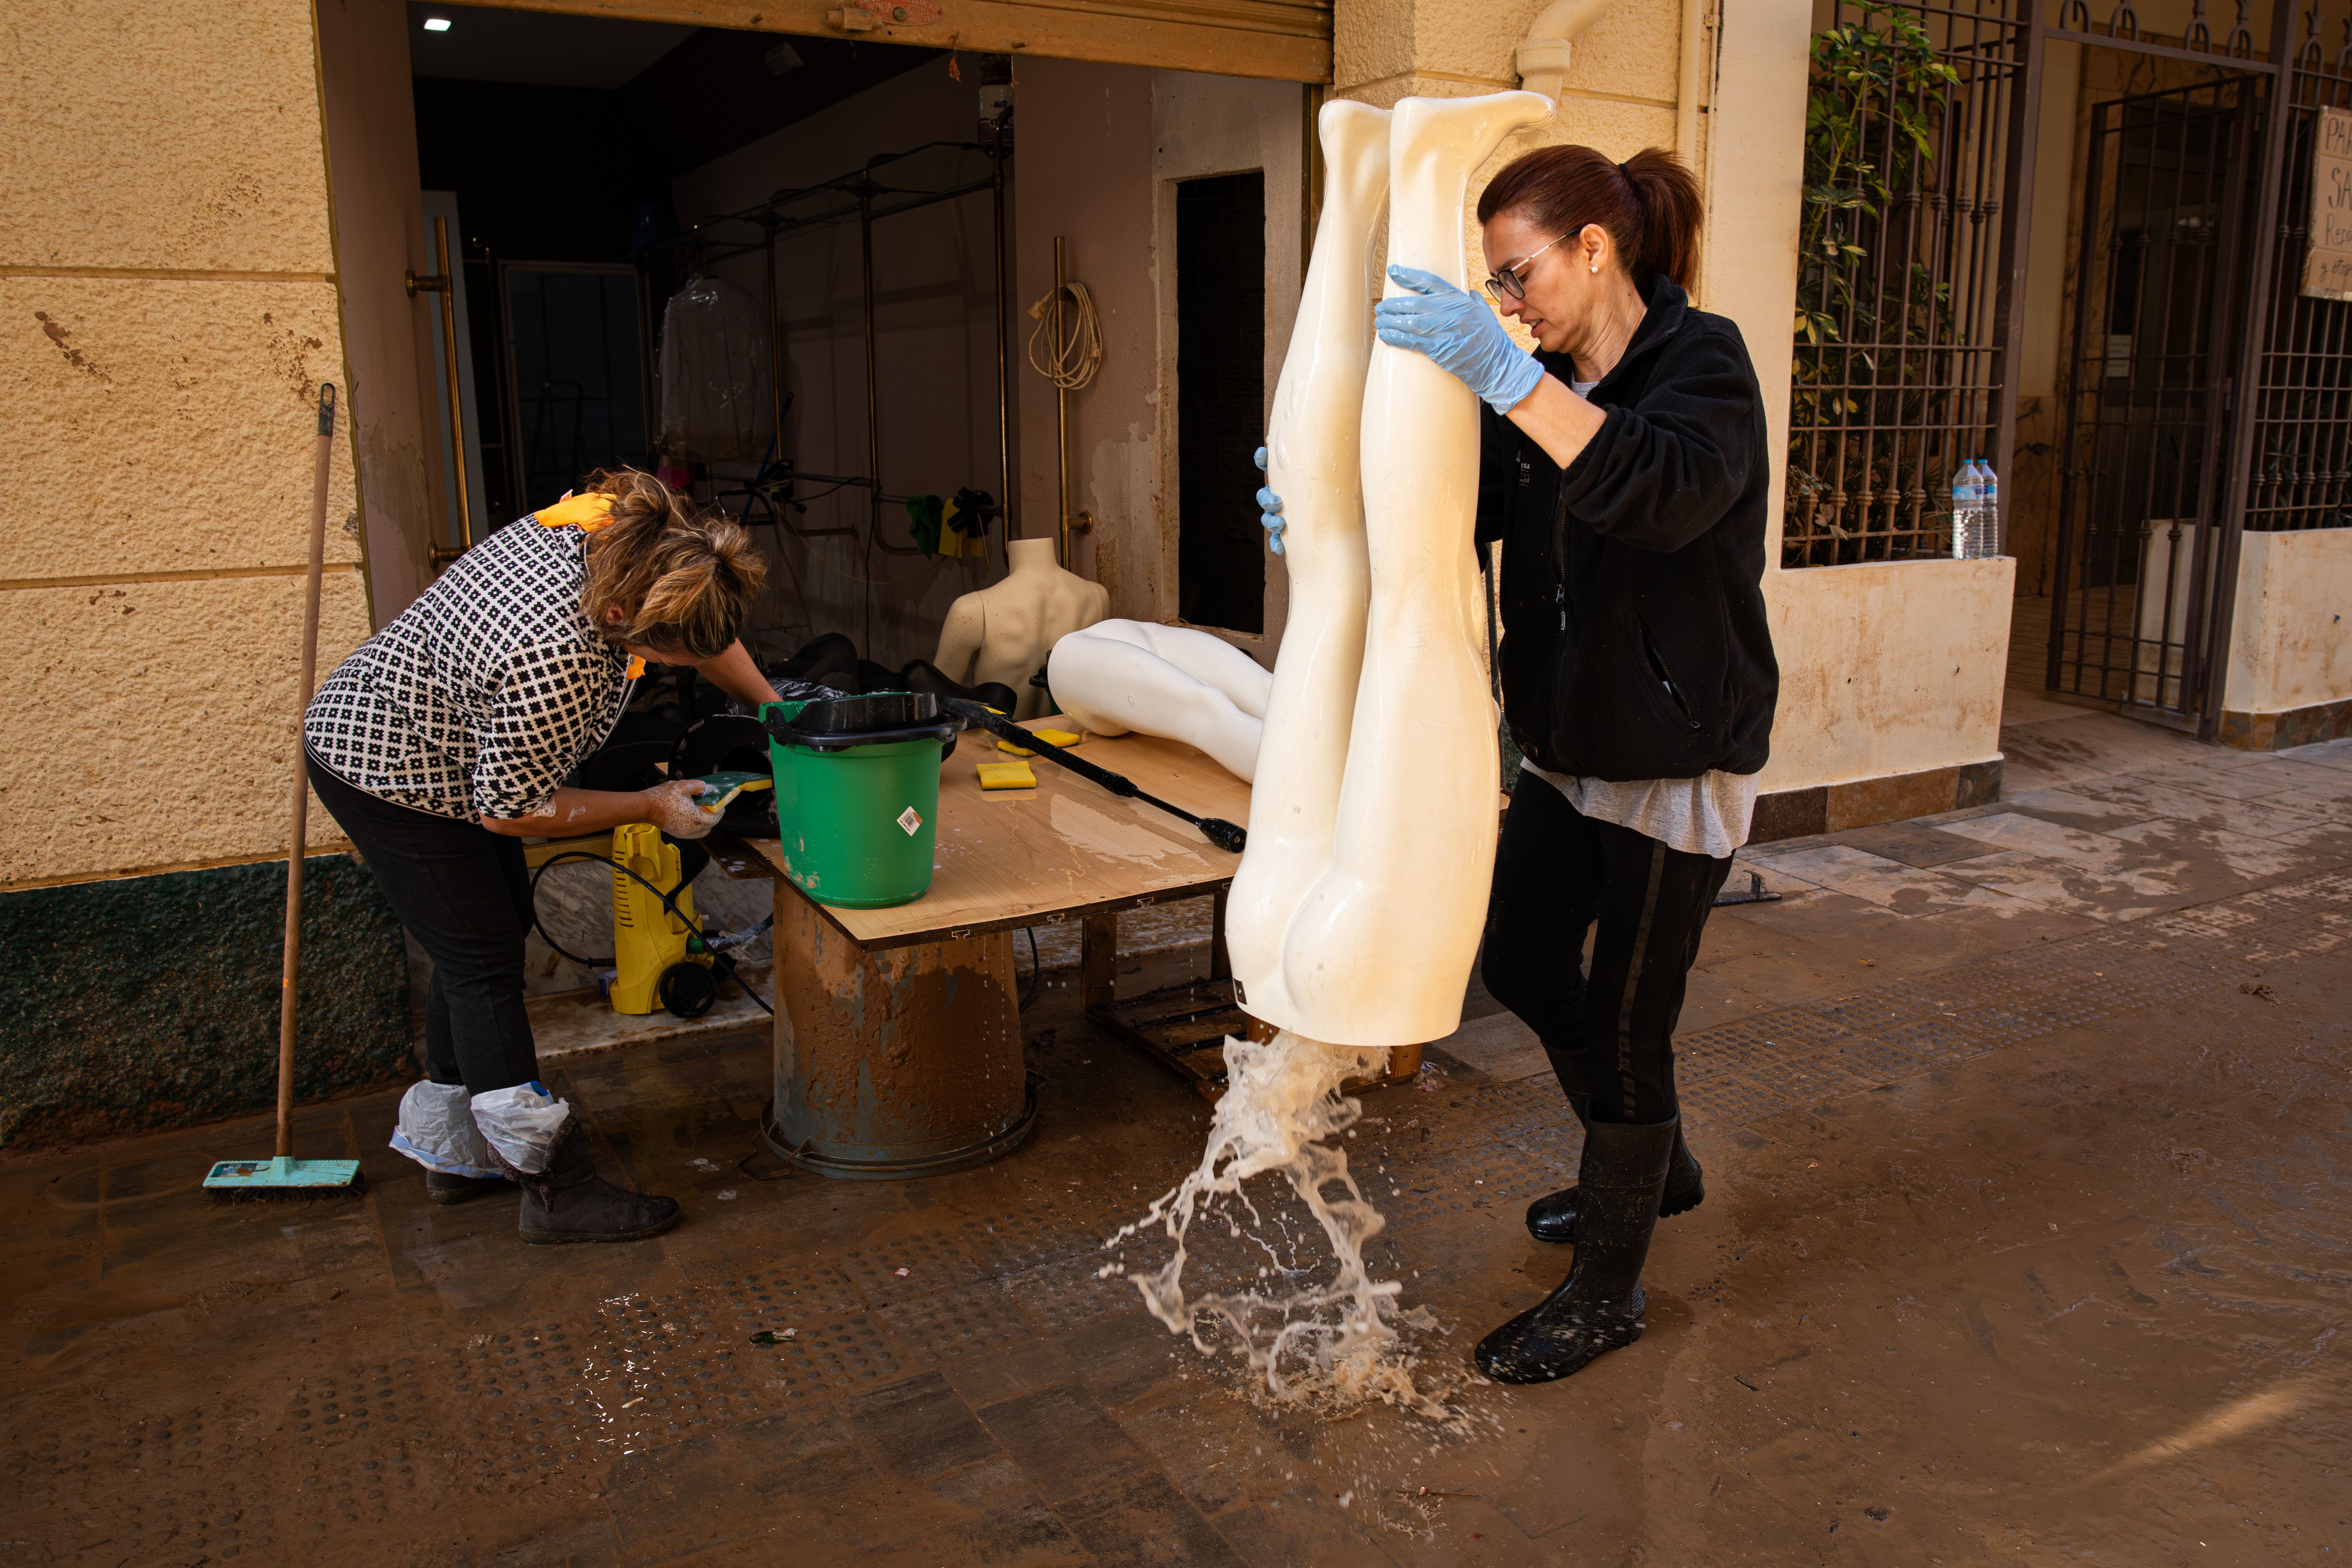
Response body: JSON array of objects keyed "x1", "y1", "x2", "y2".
[{"x1": 746, "y1": 719, "x2": 1250, "y2": 951}]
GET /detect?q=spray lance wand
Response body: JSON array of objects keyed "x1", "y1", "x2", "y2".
[{"x1": 939, "y1": 697, "x2": 1248, "y2": 854}]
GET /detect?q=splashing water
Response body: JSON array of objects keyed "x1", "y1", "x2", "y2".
[{"x1": 1104, "y1": 1029, "x2": 1458, "y2": 1420}]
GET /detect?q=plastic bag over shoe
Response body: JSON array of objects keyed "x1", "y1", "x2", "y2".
[
  {"x1": 389, "y1": 1080, "x2": 505, "y2": 1180},
  {"x1": 469, "y1": 1082, "x2": 573, "y2": 1175}
]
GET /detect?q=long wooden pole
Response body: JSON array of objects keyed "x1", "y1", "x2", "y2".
[{"x1": 278, "y1": 382, "x2": 337, "y2": 1160}]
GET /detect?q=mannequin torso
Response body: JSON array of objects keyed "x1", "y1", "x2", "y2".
[{"x1": 933, "y1": 537, "x2": 1111, "y2": 718}]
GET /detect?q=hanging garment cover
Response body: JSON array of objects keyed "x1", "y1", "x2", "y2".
[{"x1": 658, "y1": 275, "x2": 773, "y2": 462}]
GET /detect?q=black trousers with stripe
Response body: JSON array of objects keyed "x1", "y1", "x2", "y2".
[{"x1": 1480, "y1": 776, "x2": 1734, "y2": 1125}]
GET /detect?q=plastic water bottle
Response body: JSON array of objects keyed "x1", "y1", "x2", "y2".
[
  {"x1": 1975, "y1": 461, "x2": 2000, "y2": 558},
  {"x1": 1949, "y1": 461, "x2": 1980, "y2": 559}
]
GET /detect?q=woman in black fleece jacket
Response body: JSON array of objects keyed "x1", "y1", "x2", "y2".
[{"x1": 1262, "y1": 145, "x2": 1776, "y2": 1384}]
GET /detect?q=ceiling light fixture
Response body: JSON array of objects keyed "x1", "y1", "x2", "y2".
[{"x1": 422, "y1": 16, "x2": 452, "y2": 30}]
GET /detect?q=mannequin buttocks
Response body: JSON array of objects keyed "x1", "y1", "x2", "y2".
[{"x1": 932, "y1": 537, "x2": 1110, "y2": 719}]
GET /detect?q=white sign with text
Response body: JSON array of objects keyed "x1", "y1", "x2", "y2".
[{"x1": 2303, "y1": 106, "x2": 2352, "y2": 300}]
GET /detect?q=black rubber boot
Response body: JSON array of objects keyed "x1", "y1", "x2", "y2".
[
  {"x1": 1525, "y1": 1120, "x2": 1703, "y2": 1242},
  {"x1": 1524, "y1": 1054, "x2": 1702, "y2": 1244},
  {"x1": 494, "y1": 1111, "x2": 680, "y2": 1245},
  {"x1": 425, "y1": 1170, "x2": 513, "y2": 1207},
  {"x1": 1476, "y1": 1115, "x2": 1679, "y2": 1385}
]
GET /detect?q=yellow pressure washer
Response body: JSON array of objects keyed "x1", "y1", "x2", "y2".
[
  {"x1": 528, "y1": 772, "x2": 777, "y2": 1021},
  {"x1": 608, "y1": 822, "x2": 713, "y2": 1015}
]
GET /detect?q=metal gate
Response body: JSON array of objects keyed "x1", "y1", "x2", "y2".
[{"x1": 2047, "y1": 76, "x2": 2263, "y2": 722}]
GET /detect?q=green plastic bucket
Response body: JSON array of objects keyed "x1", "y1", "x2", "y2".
[{"x1": 764, "y1": 698, "x2": 947, "y2": 908}]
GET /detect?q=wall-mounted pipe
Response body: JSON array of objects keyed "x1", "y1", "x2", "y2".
[
  {"x1": 1515, "y1": 0, "x2": 1614, "y2": 107},
  {"x1": 1676, "y1": 0, "x2": 1708, "y2": 172},
  {"x1": 992, "y1": 120, "x2": 1014, "y2": 574},
  {"x1": 1048, "y1": 236, "x2": 1096, "y2": 573}
]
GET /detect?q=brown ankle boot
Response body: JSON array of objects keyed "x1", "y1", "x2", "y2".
[
  {"x1": 494, "y1": 1111, "x2": 679, "y2": 1245},
  {"x1": 425, "y1": 1170, "x2": 513, "y2": 1207}
]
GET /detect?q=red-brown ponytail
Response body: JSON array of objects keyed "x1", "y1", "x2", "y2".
[{"x1": 1476, "y1": 145, "x2": 1703, "y2": 289}]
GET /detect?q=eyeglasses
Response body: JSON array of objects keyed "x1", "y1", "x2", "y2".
[{"x1": 1483, "y1": 232, "x2": 1574, "y2": 302}]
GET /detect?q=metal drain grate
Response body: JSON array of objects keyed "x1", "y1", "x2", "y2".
[
  {"x1": 1805, "y1": 987, "x2": 1940, "y2": 1036},
  {"x1": 879, "y1": 1283, "x2": 1039, "y2": 1365},
  {"x1": 835, "y1": 1230, "x2": 993, "y2": 1304},
  {"x1": 754, "y1": 1313, "x2": 908, "y2": 1398},
  {"x1": 1676, "y1": 1072, "x2": 1796, "y2": 1130},
  {"x1": 1451, "y1": 1077, "x2": 1573, "y2": 1140},
  {"x1": 719, "y1": 1262, "x2": 865, "y2": 1327},
  {"x1": 1868, "y1": 1009, "x2": 2033, "y2": 1061},
  {"x1": 1685, "y1": 1011, "x2": 1860, "y2": 1061},
  {"x1": 1383, "y1": 1143, "x2": 1565, "y2": 1236},
  {"x1": 1823, "y1": 1036, "x2": 1928, "y2": 1084},
  {"x1": 1504, "y1": 1120, "x2": 1583, "y2": 1170},
  {"x1": 1000, "y1": 1256, "x2": 1133, "y2": 1335},
  {"x1": 961, "y1": 1201, "x2": 1110, "y2": 1276},
  {"x1": 1717, "y1": 1049, "x2": 1872, "y2": 1105}
]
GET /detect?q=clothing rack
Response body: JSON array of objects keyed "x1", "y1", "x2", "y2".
[{"x1": 635, "y1": 131, "x2": 1016, "y2": 562}]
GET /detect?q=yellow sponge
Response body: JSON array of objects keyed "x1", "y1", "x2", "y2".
[
  {"x1": 975, "y1": 761, "x2": 1037, "y2": 791},
  {"x1": 996, "y1": 727, "x2": 1082, "y2": 758}
]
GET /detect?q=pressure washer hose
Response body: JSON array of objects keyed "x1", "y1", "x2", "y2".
[{"x1": 528, "y1": 850, "x2": 775, "y2": 1016}]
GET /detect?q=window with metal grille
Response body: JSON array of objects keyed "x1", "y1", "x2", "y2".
[
  {"x1": 1786, "y1": 0, "x2": 2025, "y2": 568},
  {"x1": 2246, "y1": 25, "x2": 2352, "y2": 536}
]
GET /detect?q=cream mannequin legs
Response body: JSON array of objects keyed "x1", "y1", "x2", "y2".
[
  {"x1": 1046, "y1": 620, "x2": 1272, "y2": 783},
  {"x1": 1229, "y1": 91, "x2": 1551, "y2": 1047},
  {"x1": 1225, "y1": 100, "x2": 1389, "y2": 1015}
]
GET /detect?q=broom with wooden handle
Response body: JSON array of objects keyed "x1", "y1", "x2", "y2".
[{"x1": 206, "y1": 383, "x2": 364, "y2": 1196}]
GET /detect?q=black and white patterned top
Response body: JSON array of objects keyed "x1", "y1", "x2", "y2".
[{"x1": 304, "y1": 517, "x2": 637, "y2": 821}]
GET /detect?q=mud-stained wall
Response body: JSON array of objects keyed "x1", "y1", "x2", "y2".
[
  {"x1": 0, "y1": 854, "x2": 408, "y2": 1146},
  {"x1": 2226, "y1": 529, "x2": 2352, "y2": 717},
  {"x1": 1759, "y1": 559, "x2": 2015, "y2": 794},
  {"x1": 2, "y1": 0, "x2": 373, "y2": 890}
]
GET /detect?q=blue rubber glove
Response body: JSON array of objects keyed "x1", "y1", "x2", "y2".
[
  {"x1": 1374, "y1": 265, "x2": 1545, "y2": 414},
  {"x1": 1254, "y1": 446, "x2": 1286, "y2": 557}
]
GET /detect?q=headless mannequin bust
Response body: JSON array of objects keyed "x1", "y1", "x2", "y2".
[{"x1": 933, "y1": 536, "x2": 1110, "y2": 719}]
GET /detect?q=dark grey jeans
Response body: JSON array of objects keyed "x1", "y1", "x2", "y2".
[{"x1": 308, "y1": 754, "x2": 540, "y2": 1095}]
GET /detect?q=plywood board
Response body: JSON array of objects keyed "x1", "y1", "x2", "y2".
[{"x1": 748, "y1": 720, "x2": 1249, "y2": 950}]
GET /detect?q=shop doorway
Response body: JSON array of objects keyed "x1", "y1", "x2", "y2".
[{"x1": 326, "y1": 0, "x2": 1319, "y2": 663}]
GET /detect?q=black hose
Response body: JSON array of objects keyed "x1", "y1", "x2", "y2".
[
  {"x1": 529, "y1": 849, "x2": 775, "y2": 1016},
  {"x1": 1020, "y1": 926, "x2": 1041, "y2": 1008}
]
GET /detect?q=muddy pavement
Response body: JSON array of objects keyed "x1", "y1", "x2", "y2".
[{"x1": 6, "y1": 804, "x2": 2350, "y2": 1563}]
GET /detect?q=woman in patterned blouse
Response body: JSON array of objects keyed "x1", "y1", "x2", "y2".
[{"x1": 304, "y1": 469, "x2": 771, "y2": 1243}]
